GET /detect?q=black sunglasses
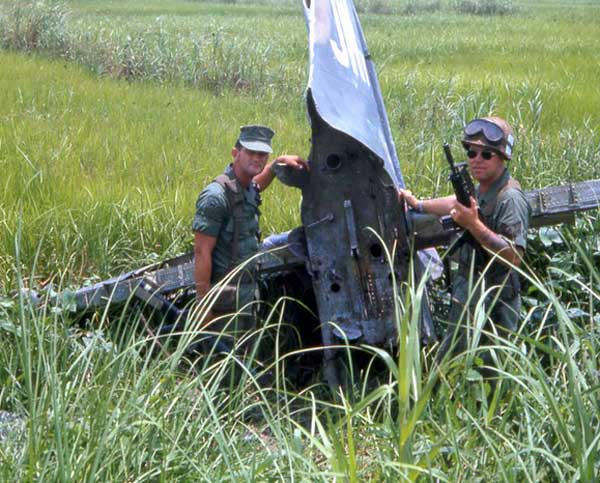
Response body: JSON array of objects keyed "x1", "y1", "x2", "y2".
[
  {"x1": 466, "y1": 149, "x2": 495, "y2": 160},
  {"x1": 464, "y1": 119, "x2": 504, "y2": 145}
]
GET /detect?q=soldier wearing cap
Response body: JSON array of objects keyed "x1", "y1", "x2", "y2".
[
  {"x1": 400, "y1": 116, "x2": 531, "y2": 365},
  {"x1": 192, "y1": 125, "x2": 307, "y2": 333}
]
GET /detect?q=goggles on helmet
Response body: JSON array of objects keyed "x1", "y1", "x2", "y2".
[{"x1": 463, "y1": 118, "x2": 505, "y2": 145}]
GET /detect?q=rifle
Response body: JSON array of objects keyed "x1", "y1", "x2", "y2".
[
  {"x1": 444, "y1": 143, "x2": 475, "y2": 207},
  {"x1": 441, "y1": 143, "x2": 484, "y2": 262}
]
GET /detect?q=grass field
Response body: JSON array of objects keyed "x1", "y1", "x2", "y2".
[{"x1": 1, "y1": 0, "x2": 600, "y2": 480}]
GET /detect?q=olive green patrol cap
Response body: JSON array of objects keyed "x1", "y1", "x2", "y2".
[{"x1": 238, "y1": 125, "x2": 275, "y2": 153}]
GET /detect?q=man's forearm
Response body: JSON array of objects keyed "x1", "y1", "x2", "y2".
[
  {"x1": 254, "y1": 155, "x2": 309, "y2": 192},
  {"x1": 467, "y1": 219, "x2": 522, "y2": 266},
  {"x1": 194, "y1": 252, "x2": 212, "y2": 299},
  {"x1": 253, "y1": 161, "x2": 275, "y2": 192},
  {"x1": 421, "y1": 196, "x2": 456, "y2": 216}
]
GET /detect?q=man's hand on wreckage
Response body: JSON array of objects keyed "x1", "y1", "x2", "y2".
[
  {"x1": 273, "y1": 155, "x2": 310, "y2": 172},
  {"x1": 450, "y1": 196, "x2": 479, "y2": 230},
  {"x1": 397, "y1": 189, "x2": 418, "y2": 210}
]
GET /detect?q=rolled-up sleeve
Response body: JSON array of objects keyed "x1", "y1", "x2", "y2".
[
  {"x1": 192, "y1": 183, "x2": 228, "y2": 237},
  {"x1": 495, "y1": 189, "x2": 531, "y2": 250}
]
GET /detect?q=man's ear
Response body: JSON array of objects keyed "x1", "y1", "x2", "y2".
[{"x1": 231, "y1": 147, "x2": 239, "y2": 159}]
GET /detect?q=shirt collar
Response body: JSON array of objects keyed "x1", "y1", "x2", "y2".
[
  {"x1": 225, "y1": 163, "x2": 236, "y2": 180},
  {"x1": 477, "y1": 168, "x2": 510, "y2": 208},
  {"x1": 225, "y1": 163, "x2": 256, "y2": 197}
]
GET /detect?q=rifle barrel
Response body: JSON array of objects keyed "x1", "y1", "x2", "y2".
[{"x1": 443, "y1": 143, "x2": 454, "y2": 169}]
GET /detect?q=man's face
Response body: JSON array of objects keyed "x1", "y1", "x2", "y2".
[
  {"x1": 232, "y1": 146, "x2": 269, "y2": 178},
  {"x1": 465, "y1": 145, "x2": 506, "y2": 184}
]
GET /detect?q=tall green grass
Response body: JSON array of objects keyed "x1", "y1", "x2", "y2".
[
  {"x1": 0, "y1": 1, "x2": 306, "y2": 95},
  {"x1": 1, "y1": 242, "x2": 599, "y2": 480}
]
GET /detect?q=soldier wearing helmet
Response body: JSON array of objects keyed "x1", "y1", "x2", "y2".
[
  {"x1": 462, "y1": 116, "x2": 515, "y2": 160},
  {"x1": 400, "y1": 116, "x2": 531, "y2": 372}
]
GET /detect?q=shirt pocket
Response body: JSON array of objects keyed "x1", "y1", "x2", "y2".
[
  {"x1": 242, "y1": 200, "x2": 260, "y2": 237},
  {"x1": 221, "y1": 215, "x2": 236, "y2": 243}
]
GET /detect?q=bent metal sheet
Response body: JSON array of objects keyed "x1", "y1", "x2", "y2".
[{"x1": 303, "y1": 0, "x2": 405, "y2": 188}]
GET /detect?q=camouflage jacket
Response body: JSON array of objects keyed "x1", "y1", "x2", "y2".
[{"x1": 192, "y1": 164, "x2": 262, "y2": 296}]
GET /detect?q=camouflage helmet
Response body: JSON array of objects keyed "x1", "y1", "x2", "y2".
[{"x1": 461, "y1": 116, "x2": 515, "y2": 160}]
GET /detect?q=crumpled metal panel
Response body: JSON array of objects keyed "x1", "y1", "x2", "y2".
[
  {"x1": 300, "y1": 97, "x2": 411, "y2": 349},
  {"x1": 527, "y1": 179, "x2": 600, "y2": 227}
]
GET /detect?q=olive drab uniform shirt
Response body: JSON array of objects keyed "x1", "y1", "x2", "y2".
[
  {"x1": 448, "y1": 168, "x2": 531, "y2": 334},
  {"x1": 192, "y1": 164, "x2": 262, "y2": 311}
]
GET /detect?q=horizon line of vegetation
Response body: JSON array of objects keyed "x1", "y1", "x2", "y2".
[{"x1": 0, "y1": 0, "x2": 515, "y2": 95}]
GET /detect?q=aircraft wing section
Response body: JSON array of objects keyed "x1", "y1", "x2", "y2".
[{"x1": 303, "y1": 0, "x2": 404, "y2": 188}]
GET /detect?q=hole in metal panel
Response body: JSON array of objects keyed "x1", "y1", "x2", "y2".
[
  {"x1": 330, "y1": 283, "x2": 341, "y2": 293},
  {"x1": 325, "y1": 154, "x2": 342, "y2": 171},
  {"x1": 370, "y1": 243, "x2": 383, "y2": 258}
]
